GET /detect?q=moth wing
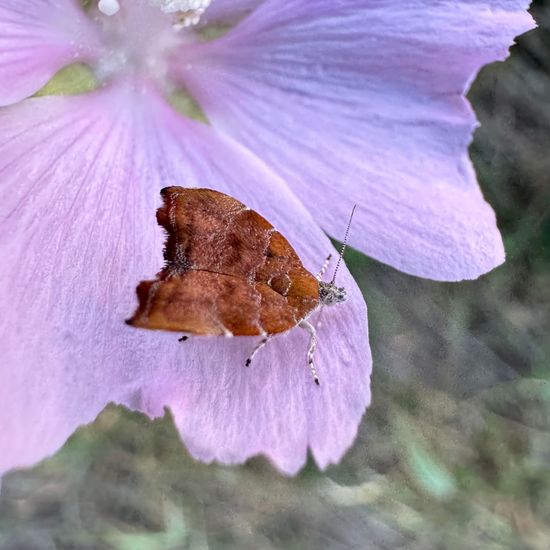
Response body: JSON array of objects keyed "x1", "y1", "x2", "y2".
[
  {"x1": 127, "y1": 270, "x2": 311, "y2": 336},
  {"x1": 158, "y1": 187, "x2": 303, "y2": 279},
  {"x1": 128, "y1": 187, "x2": 319, "y2": 336}
]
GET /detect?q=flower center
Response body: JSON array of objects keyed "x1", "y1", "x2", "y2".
[{"x1": 94, "y1": 0, "x2": 210, "y2": 86}]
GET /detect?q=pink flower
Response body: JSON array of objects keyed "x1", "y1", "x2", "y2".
[{"x1": 0, "y1": 0, "x2": 533, "y2": 477}]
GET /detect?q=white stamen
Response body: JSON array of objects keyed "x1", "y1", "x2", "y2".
[
  {"x1": 149, "y1": 0, "x2": 212, "y2": 28},
  {"x1": 98, "y1": 0, "x2": 120, "y2": 16},
  {"x1": 150, "y1": 0, "x2": 211, "y2": 13}
]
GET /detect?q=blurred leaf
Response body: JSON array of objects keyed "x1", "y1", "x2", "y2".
[
  {"x1": 104, "y1": 505, "x2": 188, "y2": 550},
  {"x1": 33, "y1": 63, "x2": 99, "y2": 97},
  {"x1": 168, "y1": 90, "x2": 209, "y2": 123}
]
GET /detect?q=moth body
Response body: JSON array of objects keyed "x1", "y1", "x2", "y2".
[{"x1": 126, "y1": 187, "x2": 351, "y2": 385}]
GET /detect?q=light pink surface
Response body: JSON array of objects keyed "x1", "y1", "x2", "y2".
[
  {"x1": 0, "y1": 82, "x2": 371, "y2": 476},
  {"x1": 172, "y1": 0, "x2": 533, "y2": 280}
]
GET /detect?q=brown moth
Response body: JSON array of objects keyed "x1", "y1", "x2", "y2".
[{"x1": 126, "y1": 187, "x2": 351, "y2": 384}]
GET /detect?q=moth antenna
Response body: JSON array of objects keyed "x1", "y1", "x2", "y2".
[{"x1": 331, "y1": 204, "x2": 357, "y2": 283}]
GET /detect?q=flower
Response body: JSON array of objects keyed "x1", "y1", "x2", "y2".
[{"x1": 0, "y1": 0, "x2": 533, "y2": 478}]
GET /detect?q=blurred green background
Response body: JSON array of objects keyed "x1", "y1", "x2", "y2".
[{"x1": 1, "y1": 3, "x2": 549, "y2": 549}]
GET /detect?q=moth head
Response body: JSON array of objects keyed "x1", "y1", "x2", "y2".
[
  {"x1": 319, "y1": 281, "x2": 347, "y2": 306},
  {"x1": 318, "y1": 205, "x2": 356, "y2": 307}
]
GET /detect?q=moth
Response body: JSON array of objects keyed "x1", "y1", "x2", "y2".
[{"x1": 126, "y1": 187, "x2": 353, "y2": 384}]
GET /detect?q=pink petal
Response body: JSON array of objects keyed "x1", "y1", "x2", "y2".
[
  {"x1": 0, "y1": 0, "x2": 102, "y2": 106},
  {"x1": 172, "y1": 0, "x2": 534, "y2": 281},
  {"x1": 204, "y1": 0, "x2": 264, "y2": 24},
  {"x1": 0, "y1": 80, "x2": 371, "y2": 477}
]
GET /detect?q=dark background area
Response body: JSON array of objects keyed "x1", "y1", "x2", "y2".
[{"x1": 1, "y1": 2, "x2": 549, "y2": 549}]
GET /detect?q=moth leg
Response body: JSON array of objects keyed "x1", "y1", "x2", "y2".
[
  {"x1": 316, "y1": 253, "x2": 332, "y2": 281},
  {"x1": 178, "y1": 335, "x2": 189, "y2": 342},
  {"x1": 245, "y1": 335, "x2": 272, "y2": 367},
  {"x1": 299, "y1": 320, "x2": 320, "y2": 385}
]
